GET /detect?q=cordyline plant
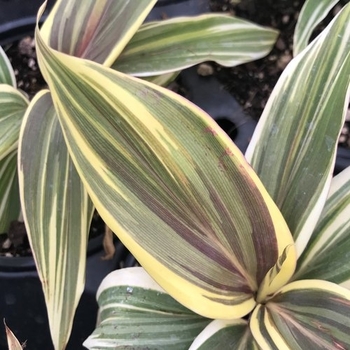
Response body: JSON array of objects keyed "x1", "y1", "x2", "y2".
[
  {"x1": 2, "y1": 0, "x2": 284, "y2": 348},
  {"x1": 2, "y1": 0, "x2": 349, "y2": 349},
  {"x1": 13, "y1": 0, "x2": 348, "y2": 349},
  {"x1": 81, "y1": 3, "x2": 350, "y2": 347}
]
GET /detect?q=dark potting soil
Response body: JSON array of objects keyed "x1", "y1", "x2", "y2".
[
  {"x1": 209, "y1": 0, "x2": 350, "y2": 146},
  {"x1": 3, "y1": 36, "x2": 47, "y2": 98},
  {"x1": 0, "y1": 214, "x2": 106, "y2": 257},
  {"x1": 1, "y1": 0, "x2": 349, "y2": 256},
  {"x1": 0, "y1": 38, "x2": 114, "y2": 257}
]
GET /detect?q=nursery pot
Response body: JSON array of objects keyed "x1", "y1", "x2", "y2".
[{"x1": 0, "y1": 235, "x2": 128, "y2": 349}]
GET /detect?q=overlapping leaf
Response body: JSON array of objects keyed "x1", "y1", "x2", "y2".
[
  {"x1": 84, "y1": 267, "x2": 210, "y2": 350},
  {"x1": 251, "y1": 280, "x2": 350, "y2": 349},
  {"x1": 113, "y1": 14, "x2": 279, "y2": 76},
  {"x1": 256, "y1": 245, "x2": 294, "y2": 302},
  {"x1": 18, "y1": 90, "x2": 94, "y2": 350},
  {"x1": 293, "y1": 0, "x2": 340, "y2": 55},
  {"x1": 0, "y1": 151, "x2": 20, "y2": 234},
  {"x1": 41, "y1": 0, "x2": 156, "y2": 65},
  {"x1": 0, "y1": 46, "x2": 16, "y2": 86},
  {"x1": 246, "y1": 3, "x2": 350, "y2": 256},
  {"x1": 189, "y1": 319, "x2": 258, "y2": 350},
  {"x1": 294, "y1": 166, "x2": 350, "y2": 288},
  {"x1": 35, "y1": 2, "x2": 296, "y2": 319},
  {"x1": 143, "y1": 71, "x2": 180, "y2": 87},
  {"x1": 0, "y1": 84, "x2": 28, "y2": 162}
]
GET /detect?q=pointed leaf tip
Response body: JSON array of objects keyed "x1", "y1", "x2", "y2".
[{"x1": 35, "y1": 6, "x2": 295, "y2": 320}]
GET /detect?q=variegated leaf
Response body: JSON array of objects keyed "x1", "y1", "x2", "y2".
[
  {"x1": 189, "y1": 319, "x2": 258, "y2": 350},
  {"x1": 18, "y1": 90, "x2": 94, "y2": 350},
  {"x1": 0, "y1": 151, "x2": 20, "y2": 234},
  {"x1": 0, "y1": 46, "x2": 16, "y2": 86},
  {"x1": 246, "y1": 3, "x2": 350, "y2": 257},
  {"x1": 143, "y1": 71, "x2": 180, "y2": 87},
  {"x1": 113, "y1": 14, "x2": 279, "y2": 76},
  {"x1": 294, "y1": 166, "x2": 350, "y2": 288},
  {"x1": 84, "y1": 267, "x2": 210, "y2": 350},
  {"x1": 293, "y1": 0, "x2": 341, "y2": 56},
  {"x1": 41, "y1": 0, "x2": 156, "y2": 66},
  {"x1": 0, "y1": 84, "x2": 28, "y2": 162},
  {"x1": 251, "y1": 280, "x2": 350, "y2": 349},
  {"x1": 257, "y1": 245, "x2": 294, "y2": 302},
  {"x1": 35, "y1": 3, "x2": 296, "y2": 320},
  {"x1": 4, "y1": 320, "x2": 23, "y2": 350}
]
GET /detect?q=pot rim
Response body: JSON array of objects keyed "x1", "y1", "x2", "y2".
[{"x1": 0, "y1": 234, "x2": 105, "y2": 272}]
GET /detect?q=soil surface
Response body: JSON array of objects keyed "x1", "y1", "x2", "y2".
[
  {"x1": 209, "y1": 0, "x2": 350, "y2": 147},
  {"x1": 1, "y1": 0, "x2": 349, "y2": 256}
]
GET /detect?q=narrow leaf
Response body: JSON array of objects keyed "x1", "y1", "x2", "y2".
[
  {"x1": 0, "y1": 47, "x2": 16, "y2": 86},
  {"x1": 246, "y1": 4, "x2": 350, "y2": 256},
  {"x1": 113, "y1": 14, "x2": 279, "y2": 76},
  {"x1": 0, "y1": 84, "x2": 28, "y2": 162},
  {"x1": 294, "y1": 166, "x2": 350, "y2": 288},
  {"x1": 35, "y1": 2, "x2": 296, "y2": 320},
  {"x1": 251, "y1": 280, "x2": 350, "y2": 349},
  {"x1": 4, "y1": 320, "x2": 23, "y2": 350},
  {"x1": 189, "y1": 319, "x2": 258, "y2": 350},
  {"x1": 0, "y1": 151, "x2": 20, "y2": 234},
  {"x1": 293, "y1": 0, "x2": 340, "y2": 56},
  {"x1": 18, "y1": 90, "x2": 94, "y2": 350},
  {"x1": 84, "y1": 267, "x2": 210, "y2": 350},
  {"x1": 257, "y1": 245, "x2": 295, "y2": 302},
  {"x1": 41, "y1": 0, "x2": 157, "y2": 66}
]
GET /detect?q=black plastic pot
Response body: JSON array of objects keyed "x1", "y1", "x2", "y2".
[
  {"x1": 335, "y1": 146, "x2": 350, "y2": 175},
  {"x1": 0, "y1": 236, "x2": 129, "y2": 349},
  {"x1": 0, "y1": 0, "x2": 55, "y2": 46}
]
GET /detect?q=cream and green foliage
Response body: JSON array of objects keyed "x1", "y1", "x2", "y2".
[
  {"x1": 245, "y1": 1, "x2": 350, "y2": 256},
  {"x1": 18, "y1": 91, "x2": 94, "y2": 350},
  {"x1": 293, "y1": 0, "x2": 342, "y2": 55},
  {"x1": 31, "y1": 0, "x2": 350, "y2": 348},
  {"x1": 85, "y1": 268, "x2": 212, "y2": 350},
  {"x1": 113, "y1": 14, "x2": 278, "y2": 76},
  {"x1": 14, "y1": 0, "x2": 280, "y2": 349},
  {"x1": 294, "y1": 166, "x2": 350, "y2": 288},
  {"x1": 0, "y1": 47, "x2": 28, "y2": 234}
]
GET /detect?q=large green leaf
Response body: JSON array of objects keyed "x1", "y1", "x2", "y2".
[
  {"x1": 41, "y1": 0, "x2": 156, "y2": 66},
  {"x1": 84, "y1": 267, "x2": 210, "y2": 349},
  {"x1": 113, "y1": 14, "x2": 278, "y2": 76},
  {"x1": 294, "y1": 166, "x2": 350, "y2": 288},
  {"x1": 251, "y1": 280, "x2": 350, "y2": 349},
  {"x1": 0, "y1": 151, "x2": 20, "y2": 234},
  {"x1": 293, "y1": 0, "x2": 340, "y2": 56},
  {"x1": 246, "y1": 3, "x2": 350, "y2": 257},
  {"x1": 0, "y1": 84, "x2": 28, "y2": 162},
  {"x1": 35, "y1": 3, "x2": 296, "y2": 320},
  {"x1": 18, "y1": 90, "x2": 94, "y2": 350},
  {"x1": 0, "y1": 47, "x2": 16, "y2": 86},
  {"x1": 189, "y1": 319, "x2": 258, "y2": 350}
]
